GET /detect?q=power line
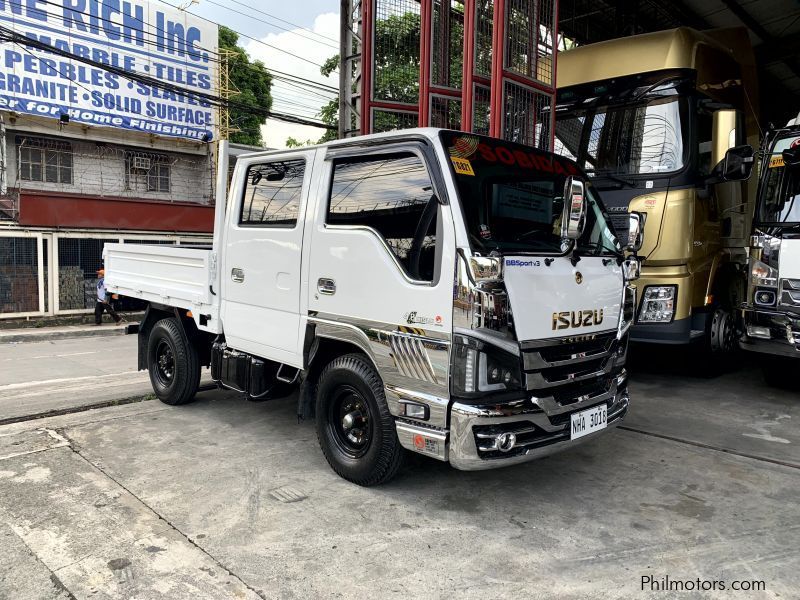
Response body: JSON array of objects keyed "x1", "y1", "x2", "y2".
[
  {"x1": 203, "y1": 0, "x2": 339, "y2": 50},
  {"x1": 0, "y1": 25, "x2": 334, "y2": 130},
  {"x1": 220, "y1": 0, "x2": 340, "y2": 45},
  {"x1": 5, "y1": 0, "x2": 338, "y2": 95},
  {"x1": 157, "y1": 0, "x2": 337, "y2": 73}
]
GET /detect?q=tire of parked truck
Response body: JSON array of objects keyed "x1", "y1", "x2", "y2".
[
  {"x1": 146, "y1": 317, "x2": 201, "y2": 406},
  {"x1": 315, "y1": 353, "x2": 404, "y2": 486}
]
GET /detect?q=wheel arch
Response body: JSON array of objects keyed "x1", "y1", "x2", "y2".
[
  {"x1": 298, "y1": 323, "x2": 381, "y2": 421},
  {"x1": 138, "y1": 303, "x2": 213, "y2": 370}
]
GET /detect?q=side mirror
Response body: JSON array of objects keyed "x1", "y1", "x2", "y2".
[
  {"x1": 714, "y1": 144, "x2": 755, "y2": 181},
  {"x1": 561, "y1": 177, "x2": 586, "y2": 241},
  {"x1": 782, "y1": 148, "x2": 800, "y2": 169},
  {"x1": 626, "y1": 212, "x2": 645, "y2": 253},
  {"x1": 469, "y1": 256, "x2": 503, "y2": 283}
]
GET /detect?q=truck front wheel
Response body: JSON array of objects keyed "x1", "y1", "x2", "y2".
[
  {"x1": 315, "y1": 353, "x2": 404, "y2": 486},
  {"x1": 147, "y1": 317, "x2": 201, "y2": 405}
]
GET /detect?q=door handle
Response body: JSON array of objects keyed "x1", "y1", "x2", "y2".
[
  {"x1": 231, "y1": 268, "x2": 245, "y2": 283},
  {"x1": 317, "y1": 278, "x2": 336, "y2": 295}
]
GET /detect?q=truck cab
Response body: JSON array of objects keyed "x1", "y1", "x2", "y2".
[
  {"x1": 554, "y1": 28, "x2": 757, "y2": 358},
  {"x1": 105, "y1": 129, "x2": 641, "y2": 485},
  {"x1": 741, "y1": 115, "x2": 800, "y2": 379}
]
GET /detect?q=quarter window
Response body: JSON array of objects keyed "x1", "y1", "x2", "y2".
[
  {"x1": 328, "y1": 152, "x2": 438, "y2": 281},
  {"x1": 240, "y1": 159, "x2": 306, "y2": 227}
]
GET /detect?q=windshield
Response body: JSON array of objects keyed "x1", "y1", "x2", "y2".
[
  {"x1": 441, "y1": 132, "x2": 621, "y2": 256},
  {"x1": 757, "y1": 133, "x2": 800, "y2": 225},
  {"x1": 554, "y1": 80, "x2": 689, "y2": 177}
]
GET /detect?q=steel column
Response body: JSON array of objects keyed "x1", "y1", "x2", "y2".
[
  {"x1": 360, "y1": 0, "x2": 375, "y2": 135},
  {"x1": 461, "y1": 0, "x2": 476, "y2": 131},
  {"x1": 489, "y1": 0, "x2": 507, "y2": 138},
  {"x1": 418, "y1": 0, "x2": 433, "y2": 127}
]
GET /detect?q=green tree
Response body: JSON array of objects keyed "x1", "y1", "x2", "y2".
[
  {"x1": 219, "y1": 26, "x2": 273, "y2": 146},
  {"x1": 316, "y1": 9, "x2": 465, "y2": 139},
  {"x1": 285, "y1": 136, "x2": 315, "y2": 147}
]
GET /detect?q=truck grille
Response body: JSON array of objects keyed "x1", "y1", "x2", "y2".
[
  {"x1": 521, "y1": 331, "x2": 622, "y2": 403},
  {"x1": 607, "y1": 211, "x2": 630, "y2": 239}
]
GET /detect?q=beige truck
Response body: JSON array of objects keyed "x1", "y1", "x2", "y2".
[{"x1": 554, "y1": 27, "x2": 757, "y2": 359}]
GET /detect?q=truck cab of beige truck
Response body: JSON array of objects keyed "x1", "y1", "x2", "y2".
[
  {"x1": 104, "y1": 129, "x2": 644, "y2": 485},
  {"x1": 555, "y1": 27, "x2": 758, "y2": 355}
]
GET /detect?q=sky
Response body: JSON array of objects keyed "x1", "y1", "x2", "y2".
[{"x1": 184, "y1": 0, "x2": 340, "y2": 148}]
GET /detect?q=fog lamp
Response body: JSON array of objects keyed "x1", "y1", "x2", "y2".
[
  {"x1": 746, "y1": 325, "x2": 770, "y2": 339},
  {"x1": 403, "y1": 403, "x2": 428, "y2": 420}
]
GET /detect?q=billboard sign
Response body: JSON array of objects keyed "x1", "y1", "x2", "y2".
[{"x1": 0, "y1": 0, "x2": 218, "y2": 141}]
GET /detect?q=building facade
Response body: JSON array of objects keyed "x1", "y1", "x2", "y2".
[{"x1": 0, "y1": 115, "x2": 216, "y2": 319}]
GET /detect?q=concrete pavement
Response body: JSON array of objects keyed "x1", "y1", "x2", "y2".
[
  {"x1": 0, "y1": 335, "x2": 153, "y2": 424},
  {"x1": 0, "y1": 323, "x2": 129, "y2": 344},
  {"x1": 0, "y1": 336, "x2": 797, "y2": 598}
]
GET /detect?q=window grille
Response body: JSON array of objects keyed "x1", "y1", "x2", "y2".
[
  {"x1": 124, "y1": 151, "x2": 172, "y2": 193},
  {"x1": 15, "y1": 136, "x2": 73, "y2": 184}
]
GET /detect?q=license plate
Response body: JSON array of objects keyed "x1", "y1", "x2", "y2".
[{"x1": 570, "y1": 404, "x2": 607, "y2": 440}]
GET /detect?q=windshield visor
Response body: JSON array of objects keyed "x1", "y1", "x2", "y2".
[
  {"x1": 441, "y1": 132, "x2": 620, "y2": 256},
  {"x1": 555, "y1": 79, "x2": 690, "y2": 177},
  {"x1": 758, "y1": 133, "x2": 800, "y2": 225}
]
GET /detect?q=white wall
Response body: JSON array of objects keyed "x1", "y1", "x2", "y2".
[{"x1": 3, "y1": 120, "x2": 214, "y2": 205}]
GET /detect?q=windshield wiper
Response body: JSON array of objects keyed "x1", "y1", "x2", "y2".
[
  {"x1": 585, "y1": 169, "x2": 636, "y2": 189},
  {"x1": 575, "y1": 241, "x2": 623, "y2": 260}
]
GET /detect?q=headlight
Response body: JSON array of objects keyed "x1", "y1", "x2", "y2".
[
  {"x1": 638, "y1": 285, "x2": 676, "y2": 323},
  {"x1": 750, "y1": 259, "x2": 777, "y2": 287},
  {"x1": 451, "y1": 335, "x2": 523, "y2": 398}
]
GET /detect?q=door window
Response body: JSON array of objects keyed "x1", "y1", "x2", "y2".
[
  {"x1": 240, "y1": 159, "x2": 306, "y2": 227},
  {"x1": 327, "y1": 152, "x2": 439, "y2": 281}
]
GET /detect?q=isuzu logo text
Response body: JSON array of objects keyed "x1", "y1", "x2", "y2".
[{"x1": 552, "y1": 309, "x2": 604, "y2": 330}]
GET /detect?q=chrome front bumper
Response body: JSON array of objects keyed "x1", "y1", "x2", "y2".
[
  {"x1": 447, "y1": 382, "x2": 629, "y2": 471},
  {"x1": 740, "y1": 308, "x2": 800, "y2": 358},
  {"x1": 394, "y1": 376, "x2": 630, "y2": 470}
]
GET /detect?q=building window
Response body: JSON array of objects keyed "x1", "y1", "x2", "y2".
[
  {"x1": 125, "y1": 152, "x2": 171, "y2": 193},
  {"x1": 16, "y1": 136, "x2": 73, "y2": 184},
  {"x1": 239, "y1": 159, "x2": 306, "y2": 227}
]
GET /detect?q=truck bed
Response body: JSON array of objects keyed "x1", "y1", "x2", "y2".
[{"x1": 103, "y1": 243, "x2": 219, "y2": 324}]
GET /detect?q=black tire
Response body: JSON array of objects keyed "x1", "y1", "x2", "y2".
[
  {"x1": 315, "y1": 353, "x2": 404, "y2": 486},
  {"x1": 147, "y1": 317, "x2": 200, "y2": 405}
]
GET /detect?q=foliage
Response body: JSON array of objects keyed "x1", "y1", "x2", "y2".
[
  {"x1": 285, "y1": 137, "x2": 315, "y2": 147},
  {"x1": 219, "y1": 26, "x2": 273, "y2": 146}
]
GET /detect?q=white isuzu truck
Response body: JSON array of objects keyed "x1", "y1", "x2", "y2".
[
  {"x1": 741, "y1": 113, "x2": 800, "y2": 383},
  {"x1": 105, "y1": 129, "x2": 643, "y2": 485}
]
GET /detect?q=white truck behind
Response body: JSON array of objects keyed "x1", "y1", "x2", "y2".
[
  {"x1": 741, "y1": 113, "x2": 800, "y2": 384},
  {"x1": 105, "y1": 129, "x2": 643, "y2": 485}
]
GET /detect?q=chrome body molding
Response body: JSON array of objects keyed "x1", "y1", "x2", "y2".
[
  {"x1": 385, "y1": 385, "x2": 449, "y2": 431},
  {"x1": 453, "y1": 250, "x2": 516, "y2": 342},
  {"x1": 308, "y1": 312, "x2": 450, "y2": 429},
  {"x1": 395, "y1": 421, "x2": 449, "y2": 462},
  {"x1": 384, "y1": 332, "x2": 439, "y2": 384}
]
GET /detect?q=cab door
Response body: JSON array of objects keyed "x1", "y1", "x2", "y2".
[{"x1": 220, "y1": 150, "x2": 315, "y2": 367}]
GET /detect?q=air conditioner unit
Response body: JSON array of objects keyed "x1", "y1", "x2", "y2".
[{"x1": 132, "y1": 156, "x2": 151, "y2": 170}]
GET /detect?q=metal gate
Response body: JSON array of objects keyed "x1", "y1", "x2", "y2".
[
  {"x1": 0, "y1": 229, "x2": 211, "y2": 319},
  {"x1": 340, "y1": 0, "x2": 558, "y2": 149}
]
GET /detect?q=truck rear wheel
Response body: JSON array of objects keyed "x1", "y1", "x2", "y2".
[
  {"x1": 147, "y1": 317, "x2": 200, "y2": 405},
  {"x1": 315, "y1": 353, "x2": 404, "y2": 486}
]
